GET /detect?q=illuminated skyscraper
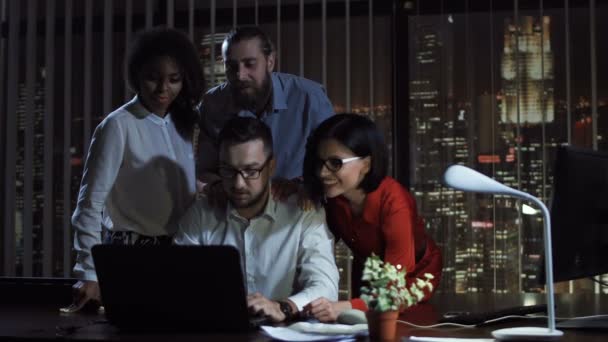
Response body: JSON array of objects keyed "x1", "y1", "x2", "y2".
[
  {"x1": 498, "y1": 16, "x2": 558, "y2": 292},
  {"x1": 501, "y1": 16, "x2": 555, "y2": 124},
  {"x1": 473, "y1": 93, "x2": 521, "y2": 294},
  {"x1": 15, "y1": 74, "x2": 46, "y2": 276},
  {"x1": 409, "y1": 18, "x2": 473, "y2": 293},
  {"x1": 410, "y1": 14, "x2": 559, "y2": 294}
]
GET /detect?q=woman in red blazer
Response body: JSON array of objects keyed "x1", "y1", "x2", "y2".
[{"x1": 302, "y1": 114, "x2": 442, "y2": 322}]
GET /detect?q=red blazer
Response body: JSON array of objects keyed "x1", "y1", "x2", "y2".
[{"x1": 325, "y1": 177, "x2": 442, "y2": 311}]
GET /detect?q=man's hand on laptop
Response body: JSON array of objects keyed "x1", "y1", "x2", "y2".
[
  {"x1": 60, "y1": 280, "x2": 101, "y2": 313},
  {"x1": 247, "y1": 292, "x2": 293, "y2": 323},
  {"x1": 303, "y1": 297, "x2": 351, "y2": 322}
]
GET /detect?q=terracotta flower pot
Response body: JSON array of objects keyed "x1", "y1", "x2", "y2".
[{"x1": 366, "y1": 310, "x2": 399, "y2": 341}]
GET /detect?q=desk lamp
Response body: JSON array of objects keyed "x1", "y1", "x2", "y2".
[{"x1": 443, "y1": 165, "x2": 563, "y2": 341}]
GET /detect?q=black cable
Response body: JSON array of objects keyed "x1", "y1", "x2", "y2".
[{"x1": 589, "y1": 277, "x2": 608, "y2": 287}]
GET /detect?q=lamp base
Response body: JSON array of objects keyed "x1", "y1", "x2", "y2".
[{"x1": 492, "y1": 327, "x2": 563, "y2": 341}]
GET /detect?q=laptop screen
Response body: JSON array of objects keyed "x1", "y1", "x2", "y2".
[{"x1": 92, "y1": 244, "x2": 252, "y2": 332}]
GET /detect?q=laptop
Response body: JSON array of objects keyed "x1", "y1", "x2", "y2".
[{"x1": 92, "y1": 244, "x2": 266, "y2": 332}]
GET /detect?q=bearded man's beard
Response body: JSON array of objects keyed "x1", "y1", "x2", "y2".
[{"x1": 232, "y1": 73, "x2": 272, "y2": 112}]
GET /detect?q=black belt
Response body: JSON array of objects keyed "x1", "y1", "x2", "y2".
[{"x1": 103, "y1": 230, "x2": 172, "y2": 246}]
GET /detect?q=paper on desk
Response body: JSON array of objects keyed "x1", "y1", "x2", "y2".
[
  {"x1": 409, "y1": 336, "x2": 495, "y2": 342},
  {"x1": 261, "y1": 322, "x2": 367, "y2": 342}
]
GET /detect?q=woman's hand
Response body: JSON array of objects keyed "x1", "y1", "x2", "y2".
[
  {"x1": 202, "y1": 180, "x2": 227, "y2": 209},
  {"x1": 304, "y1": 298, "x2": 352, "y2": 322},
  {"x1": 60, "y1": 280, "x2": 101, "y2": 313},
  {"x1": 271, "y1": 178, "x2": 314, "y2": 211}
]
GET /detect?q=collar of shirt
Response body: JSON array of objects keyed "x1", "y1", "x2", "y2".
[
  {"x1": 332, "y1": 178, "x2": 388, "y2": 226},
  {"x1": 226, "y1": 73, "x2": 288, "y2": 117},
  {"x1": 124, "y1": 95, "x2": 174, "y2": 126},
  {"x1": 270, "y1": 73, "x2": 288, "y2": 112},
  {"x1": 226, "y1": 188, "x2": 278, "y2": 224}
]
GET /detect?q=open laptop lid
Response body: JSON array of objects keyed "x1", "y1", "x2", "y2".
[{"x1": 92, "y1": 244, "x2": 251, "y2": 332}]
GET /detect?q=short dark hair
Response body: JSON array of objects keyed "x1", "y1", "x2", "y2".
[
  {"x1": 222, "y1": 26, "x2": 275, "y2": 59},
  {"x1": 218, "y1": 117, "x2": 274, "y2": 158},
  {"x1": 126, "y1": 26, "x2": 205, "y2": 139},
  {"x1": 303, "y1": 114, "x2": 388, "y2": 202}
]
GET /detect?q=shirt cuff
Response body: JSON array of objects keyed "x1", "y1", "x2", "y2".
[
  {"x1": 74, "y1": 268, "x2": 98, "y2": 282},
  {"x1": 287, "y1": 294, "x2": 310, "y2": 312}
]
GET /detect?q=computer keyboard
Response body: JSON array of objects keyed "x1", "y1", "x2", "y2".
[{"x1": 439, "y1": 304, "x2": 548, "y2": 325}]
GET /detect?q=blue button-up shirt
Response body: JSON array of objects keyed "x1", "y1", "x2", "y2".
[{"x1": 198, "y1": 72, "x2": 334, "y2": 180}]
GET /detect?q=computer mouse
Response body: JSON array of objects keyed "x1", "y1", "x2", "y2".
[
  {"x1": 442, "y1": 311, "x2": 467, "y2": 319},
  {"x1": 337, "y1": 309, "x2": 368, "y2": 325}
]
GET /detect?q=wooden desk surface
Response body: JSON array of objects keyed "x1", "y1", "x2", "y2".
[
  {"x1": 1, "y1": 291, "x2": 607, "y2": 341},
  {"x1": 399, "y1": 293, "x2": 608, "y2": 342}
]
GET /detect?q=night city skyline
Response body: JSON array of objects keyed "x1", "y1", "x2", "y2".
[
  {"x1": 2, "y1": 1, "x2": 607, "y2": 296},
  {"x1": 409, "y1": 8, "x2": 607, "y2": 294}
]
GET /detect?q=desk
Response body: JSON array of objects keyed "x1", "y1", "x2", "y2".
[
  {"x1": 1, "y1": 284, "x2": 607, "y2": 341},
  {"x1": 400, "y1": 293, "x2": 608, "y2": 342},
  {"x1": 0, "y1": 304, "x2": 268, "y2": 341}
]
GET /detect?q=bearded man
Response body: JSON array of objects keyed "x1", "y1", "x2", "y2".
[{"x1": 197, "y1": 26, "x2": 334, "y2": 187}]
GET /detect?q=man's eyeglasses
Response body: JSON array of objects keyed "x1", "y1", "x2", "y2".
[
  {"x1": 218, "y1": 156, "x2": 272, "y2": 180},
  {"x1": 317, "y1": 156, "x2": 363, "y2": 172}
]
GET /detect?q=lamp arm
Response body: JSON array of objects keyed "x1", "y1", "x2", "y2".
[{"x1": 514, "y1": 192, "x2": 556, "y2": 332}]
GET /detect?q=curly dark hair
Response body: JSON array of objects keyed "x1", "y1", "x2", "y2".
[
  {"x1": 303, "y1": 114, "x2": 388, "y2": 203},
  {"x1": 126, "y1": 26, "x2": 204, "y2": 139}
]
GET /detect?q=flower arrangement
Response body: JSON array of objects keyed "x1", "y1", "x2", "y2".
[{"x1": 360, "y1": 254, "x2": 434, "y2": 312}]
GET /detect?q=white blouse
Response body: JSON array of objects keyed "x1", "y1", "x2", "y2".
[{"x1": 72, "y1": 96, "x2": 196, "y2": 281}]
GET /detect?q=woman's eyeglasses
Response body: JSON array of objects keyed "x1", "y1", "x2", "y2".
[
  {"x1": 317, "y1": 156, "x2": 363, "y2": 172},
  {"x1": 218, "y1": 156, "x2": 272, "y2": 180}
]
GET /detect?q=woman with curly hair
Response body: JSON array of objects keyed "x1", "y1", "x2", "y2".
[
  {"x1": 302, "y1": 114, "x2": 443, "y2": 322},
  {"x1": 64, "y1": 27, "x2": 205, "y2": 312}
]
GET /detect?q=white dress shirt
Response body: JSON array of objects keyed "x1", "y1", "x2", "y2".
[
  {"x1": 173, "y1": 193, "x2": 339, "y2": 311},
  {"x1": 72, "y1": 96, "x2": 196, "y2": 281}
]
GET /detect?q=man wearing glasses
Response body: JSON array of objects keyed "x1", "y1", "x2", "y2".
[{"x1": 174, "y1": 117, "x2": 339, "y2": 323}]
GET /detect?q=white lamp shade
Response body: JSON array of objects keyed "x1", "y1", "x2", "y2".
[{"x1": 443, "y1": 164, "x2": 526, "y2": 197}]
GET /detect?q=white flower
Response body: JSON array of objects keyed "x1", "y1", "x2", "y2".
[{"x1": 360, "y1": 253, "x2": 434, "y2": 312}]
